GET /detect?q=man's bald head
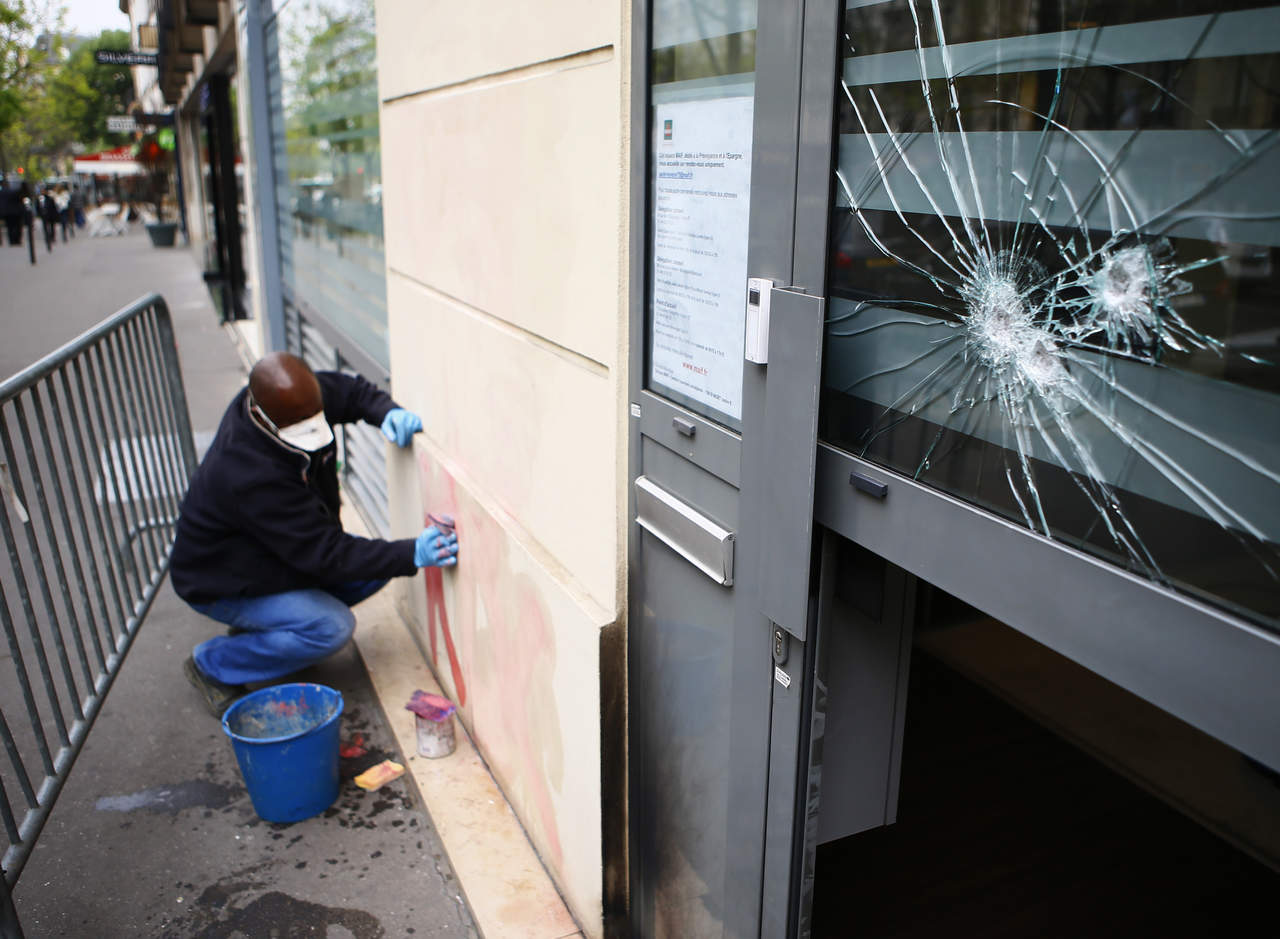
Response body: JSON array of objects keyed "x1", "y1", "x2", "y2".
[{"x1": 249, "y1": 352, "x2": 323, "y2": 428}]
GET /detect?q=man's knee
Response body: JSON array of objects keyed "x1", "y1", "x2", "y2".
[{"x1": 300, "y1": 602, "x2": 355, "y2": 655}]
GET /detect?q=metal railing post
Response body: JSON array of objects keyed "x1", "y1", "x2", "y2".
[
  {"x1": 149, "y1": 298, "x2": 199, "y2": 479},
  {"x1": 1, "y1": 870, "x2": 24, "y2": 939}
]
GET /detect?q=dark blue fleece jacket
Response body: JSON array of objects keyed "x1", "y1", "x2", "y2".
[{"x1": 170, "y1": 371, "x2": 417, "y2": 604}]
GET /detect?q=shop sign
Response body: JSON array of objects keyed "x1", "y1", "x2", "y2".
[
  {"x1": 106, "y1": 115, "x2": 137, "y2": 133},
  {"x1": 94, "y1": 50, "x2": 158, "y2": 67},
  {"x1": 77, "y1": 146, "x2": 138, "y2": 163}
]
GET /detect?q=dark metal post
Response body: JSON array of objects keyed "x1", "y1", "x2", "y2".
[
  {"x1": 1, "y1": 872, "x2": 25, "y2": 939},
  {"x1": 149, "y1": 299, "x2": 200, "y2": 478},
  {"x1": 244, "y1": 0, "x2": 288, "y2": 351},
  {"x1": 208, "y1": 75, "x2": 246, "y2": 320}
]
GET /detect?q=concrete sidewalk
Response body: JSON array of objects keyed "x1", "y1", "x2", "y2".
[{"x1": 4, "y1": 229, "x2": 477, "y2": 937}]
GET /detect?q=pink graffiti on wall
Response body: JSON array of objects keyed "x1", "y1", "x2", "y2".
[
  {"x1": 416, "y1": 450, "x2": 565, "y2": 866},
  {"x1": 423, "y1": 553, "x2": 467, "y2": 708}
]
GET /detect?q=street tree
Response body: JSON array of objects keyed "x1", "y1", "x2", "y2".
[
  {"x1": 0, "y1": 0, "x2": 35, "y2": 143},
  {"x1": 50, "y1": 28, "x2": 133, "y2": 152},
  {"x1": 0, "y1": 0, "x2": 66, "y2": 176}
]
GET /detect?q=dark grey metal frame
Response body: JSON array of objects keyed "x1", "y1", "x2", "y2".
[
  {"x1": 241, "y1": 0, "x2": 288, "y2": 354},
  {"x1": 0, "y1": 295, "x2": 197, "y2": 939},
  {"x1": 814, "y1": 446, "x2": 1280, "y2": 769},
  {"x1": 779, "y1": 0, "x2": 1280, "y2": 932},
  {"x1": 632, "y1": 0, "x2": 1280, "y2": 936},
  {"x1": 202, "y1": 75, "x2": 249, "y2": 322},
  {"x1": 790, "y1": 0, "x2": 1280, "y2": 772},
  {"x1": 623, "y1": 0, "x2": 648, "y2": 932},
  {"x1": 627, "y1": 0, "x2": 838, "y2": 935}
]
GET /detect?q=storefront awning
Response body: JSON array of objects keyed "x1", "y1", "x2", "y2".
[
  {"x1": 73, "y1": 145, "x2": 145, "y2": 177},
  {"x1": 73, "y1": 160, "x2": 145, "y2": 176}
]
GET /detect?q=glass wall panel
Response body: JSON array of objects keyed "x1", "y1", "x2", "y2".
[
  {"x1": 822, "y1": 1, "x2": 1280, "y2": 629},
  {"x1": 646, "y1": 0, "x2": 758, "y2": 428},
  {"x1": 266, "y1": 0, "x2": 387, "y2": 368}
]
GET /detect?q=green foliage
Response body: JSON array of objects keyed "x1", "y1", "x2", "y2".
[
  {"x1": 55, "y1": 28, "x2": 133, "y2": 149},
  {"x1": 0, "y1": 0, "x2": 67, "y2": 174},
  {"x1": 0, "y1": 0, "x2": 36, "y2": 140},
  {"x1": 0, "y1": 5, "x2": 135, "y2": 175},
  {"x1": 281, "y1": 1, "x2": 378, "y2": 163}
]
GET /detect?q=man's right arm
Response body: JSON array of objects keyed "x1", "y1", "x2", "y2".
[{"x1": 229, "y1": 478, "x2": 417, "y2": 583}]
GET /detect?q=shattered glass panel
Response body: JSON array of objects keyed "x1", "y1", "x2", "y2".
[{"x1": 822, "y1": 1, "x2": 1280, "y2": 628}]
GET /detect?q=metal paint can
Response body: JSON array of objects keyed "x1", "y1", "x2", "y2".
[{"x1": 415, "y1": 711, "x2": 456, "y2": 758}]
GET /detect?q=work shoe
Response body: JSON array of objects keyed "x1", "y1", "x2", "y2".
[{"x1": 183, "y1": 655, "x2": 246, "y2": 718}]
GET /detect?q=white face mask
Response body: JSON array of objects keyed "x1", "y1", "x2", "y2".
[{"x1": 276, "y1": 411, "x2": 334, "y2": 452}]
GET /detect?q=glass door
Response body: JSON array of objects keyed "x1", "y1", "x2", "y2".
[
  {"x1": 785, "y1": 0, "x2": 1280, "y2": 931},
  {"x1": 637, "y1": 2, "x2": 1280, "y2": 936},
  {"x1": 629, "y1": 2, "x2": 769, "y2": 937}
]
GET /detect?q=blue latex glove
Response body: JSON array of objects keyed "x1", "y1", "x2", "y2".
[
  {"x1": 414, "y1": 525, "x2": 459, "y2": 567},
  {"x1": 381, "y1": 408, "x2": 423, "y2": 447}
]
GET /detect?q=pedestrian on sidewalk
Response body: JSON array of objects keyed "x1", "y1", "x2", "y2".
[
  {"x1": 0, "y1": 179, "x2": 23, "y2": 246},
  {"x1": 38, "y1": 186, "x2": 58, "y2": 253},
  {"x1": 69, "y1": 184, "x2": 85, "y2": 229},
  {"x1": 171, "y1": 351, "x2": 459, "y2": 716},
  {"x1": 55, "y1": 183, "x2": 72, "y2": 241},
  {"x1": 20, "y1": 183, "x2": 36, "y2": 262}
]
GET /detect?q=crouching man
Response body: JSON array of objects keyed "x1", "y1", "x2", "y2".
[{"x1": 171, "y1": 351, "x2": 458, "y2": 716}]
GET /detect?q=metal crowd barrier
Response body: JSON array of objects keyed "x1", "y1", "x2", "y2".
[{"x1": 0, "y1": 295, "x2": 196, "y2": 938}]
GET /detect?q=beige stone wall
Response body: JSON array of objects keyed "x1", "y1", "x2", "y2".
[{"x1": 375, "y1": 3, "x2": 630, "y2": 935}]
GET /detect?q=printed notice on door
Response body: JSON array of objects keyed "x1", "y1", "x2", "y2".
[{"x1": 650, "y1": 96, "x2": 754, "y2": 422}]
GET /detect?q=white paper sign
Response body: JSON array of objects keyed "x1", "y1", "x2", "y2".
[{"x1": 650, "y1": 96, "x2": 754, "y2": 421}]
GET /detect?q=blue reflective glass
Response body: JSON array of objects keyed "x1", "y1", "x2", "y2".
[{"x1": 266, "y1": 0, "x2": 387, "y2": 368}]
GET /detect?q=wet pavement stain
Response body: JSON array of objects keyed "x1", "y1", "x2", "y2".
[
  {"x1": 17, "y1": 645, "x2": 474, "y2": 937},
  {"x1": 94, "y1": 779, "x2": 242, "y2": 814},
  {"x1": 164, "y1": 890, "x2": 384, "y2": 938}
]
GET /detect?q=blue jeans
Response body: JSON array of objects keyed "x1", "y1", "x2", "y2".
[{"x1": 190, "y1": 579, "x2": 388, "y2": 685}]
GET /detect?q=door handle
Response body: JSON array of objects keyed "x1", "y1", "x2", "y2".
[
  {"x1": 849, "y1": 471, "x2": 887, "y2": 499},
  {"x1": 673, "y1": 416, "x2": 696, "y2": 438},
  {"x1": 635, "y1": 476, "x2": 735, "y2": 586}
]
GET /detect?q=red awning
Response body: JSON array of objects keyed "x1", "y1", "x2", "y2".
[
  {"x1": 73, "y1": 146, "x2": 144, "y2": 176},
  {"x1": 75, "y1": 145, "x2": 137, "y2": 162}
]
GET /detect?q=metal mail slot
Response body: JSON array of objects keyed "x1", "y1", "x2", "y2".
[{"x1": 635, "y1": 476, "x2": 735, "y2": 586}]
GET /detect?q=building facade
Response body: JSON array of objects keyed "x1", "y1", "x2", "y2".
[{"x1": 137, "y1": 0, "x2": 1280, "y2": 936}]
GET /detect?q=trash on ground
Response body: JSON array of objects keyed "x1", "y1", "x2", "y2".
[
  {"x1": 353, "y1": 759, "x2": 405, "y2": 790},
  {"x1": 339, "y1": 733, "x2": 367, "y2": 759}
]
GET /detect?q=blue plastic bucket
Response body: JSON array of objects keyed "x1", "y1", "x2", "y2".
[{"x1": 221, "y1": 683, "x2": 344, "y2": 823}]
